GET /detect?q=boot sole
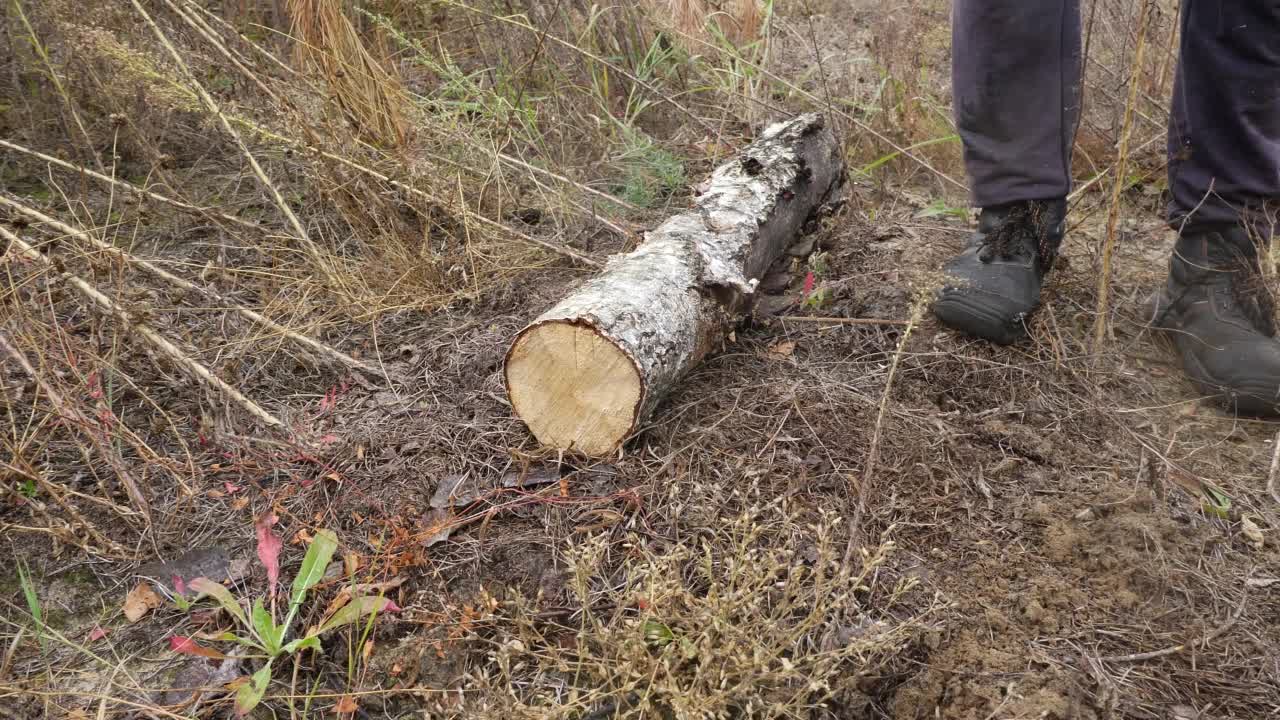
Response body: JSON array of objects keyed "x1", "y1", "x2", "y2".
[
  {"x1": 1146, "y1": 291, "x2": 1280, "y2": 417},
  {"x1": 933, "y1": 294, "x2": 1027, "y2": 346}
]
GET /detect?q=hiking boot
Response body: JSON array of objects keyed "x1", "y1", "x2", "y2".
[
  {"x1": 933, "y1": 198, "x2": 1067, "y2": 345},
  {"x1": 1150, "y1": 226, "x2": 1280, "y2": 416}
]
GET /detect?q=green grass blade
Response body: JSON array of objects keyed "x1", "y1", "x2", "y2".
[
  {"x1": 856, "y1": 134, "x2": 959, "y2": 177},
  {"x1": 16, "y1": 559, "x2": 44, "y2": 653}
]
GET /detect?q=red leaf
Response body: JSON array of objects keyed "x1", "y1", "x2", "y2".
[
  {"x1": 224, "y1": 482, "x2": 242, "y2": 494},
  {"x1": 88, "y1": 626, "x2": 108, "y2": 642},
  {"x1": 255, "y1": 513, "x2": 282, "y2": 601},
  {"x1": 169, "y1": 635, "x2": 227, "y2": 659},
  {"x1": 802, "y1": 271, "x2": 815, "y2": 298}
]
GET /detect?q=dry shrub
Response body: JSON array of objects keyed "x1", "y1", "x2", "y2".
[
  {"x1": 481, "y1": 487, "x2": 939, "y2": 718},
  {"x1": 287, "y1": 0, "x2": 410, "y2": 148}
]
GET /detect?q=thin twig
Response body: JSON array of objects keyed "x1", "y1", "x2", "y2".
[
  {"x1": 842, "y1": 295, "x2": 926, "y2": 571},
  {"x1": 1, "y1": 225, "x2": 286, "y2": 429},
  {"x1": 127, "y1": 0, "x2": 344, "y2": 291},
  {"x1": 166, "y1": 3, "x2": 638, "y2": 218},
  {"x1": 1098, "y1": 589, "x2": 1248, "y2": 663},
  {"x1": 159, "y1": 1, "x2": 616, "y2": 260},
  {"x1": 1, "y1": 194, "x2": 385, "y2": 380},
  {"x1": 274, "y1": 131, "x2": 603, "y2": 268},
  {"x1": 442, "y1": 0, "x2": 721, "y2": 139},
  {"x1": 1092, "y1": 1, "x2": 1151, "y2": 349},
  {"x1": 0, "y1": 138, "x2": 261, "y2": 232},
  {"x1": 776, "y1": 315, "x2": 909, "y2": 327},
  {"x1": 11, "y1": 0, "x2": 105, "y2": 174},
  {"x1": 1267, "y1": 428, "x2": 1280, "y2": 505},
  {"x1": 0, "y1": 331, "x2": 151, "y2": 524}
]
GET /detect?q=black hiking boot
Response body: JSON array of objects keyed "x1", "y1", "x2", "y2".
[
  {"x1": 933, "y1": 198, "x2": 1067, "y2": 345},
  {"x1": 1150, "y1": 226, "x2": 1280, "y2": 416}
]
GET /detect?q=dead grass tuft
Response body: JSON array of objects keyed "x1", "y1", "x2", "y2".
[
  {"x1": 479, "y1": 486, "x2": 939, "y2": 718},
  {"x1": 287, "y1": 0, "x2": 411, "y2": 148}
]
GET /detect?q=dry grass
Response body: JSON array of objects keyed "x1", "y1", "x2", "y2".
[
  {"x1": 2, "y1": 1, "x2": 1277, "y2": 718},
  {"x1": 286, "y1": 0, "x2": 410, "y2": 148},
  {"x1": 477, "y1": 487, "x2": 940, "y2": 718}
]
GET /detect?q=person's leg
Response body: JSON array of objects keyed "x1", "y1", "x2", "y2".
[
  {"x1": 934, "y1": 0, "x2": 1081, "y2": 344},
  {"x1": 1154, "y1": 0, "x2": 1280, "y2": 416},
  {"x1": 953, "y1": 0, "x2": 1082, "y2": 207},
  {"x1": 1167, "y1": 0, "x2": 1280, "y2": 237}
]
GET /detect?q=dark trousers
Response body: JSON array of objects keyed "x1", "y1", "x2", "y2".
[{"x1": 953, "y1": 0, "x2": 1280, "y2": 238}]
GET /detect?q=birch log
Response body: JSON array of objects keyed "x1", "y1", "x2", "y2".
[{"x1": 505, "y1": 113, "x2": 843, "y2": 456}]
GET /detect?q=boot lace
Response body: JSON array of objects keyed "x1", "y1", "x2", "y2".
[{"x1": 978, "y1": 201, "x2": 1058, "y2": 273}]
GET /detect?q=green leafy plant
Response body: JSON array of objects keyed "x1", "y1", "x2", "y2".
[
  {"x1": 802, "y1": 251, "x2": 831, "y2": 309},
  {"x1": 16, "y1": 558, "x2": 45, "y2": 653},
  {"x1": 170, "y1": 528, "x2": 398, "y2": 716},
  {"x1": 1201, "y1": 484, "x2": 1232, "y2": 520},
  {"x1": 15, "y1": 476, "x2": 36, "y2": 499}
]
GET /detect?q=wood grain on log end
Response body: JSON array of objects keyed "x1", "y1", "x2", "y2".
[{"x1": 506, "y1": 320, "x2": 643, "y2": 456}]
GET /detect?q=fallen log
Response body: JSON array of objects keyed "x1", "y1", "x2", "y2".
[{"x1": 505, "y1": 113, "x2": 843, "y2": 456}]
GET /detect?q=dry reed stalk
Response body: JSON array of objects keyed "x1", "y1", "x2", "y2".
[
  {"x1": 186, "y1": 0, "x2": 300, "y2": 77},
  {"x1": 1093, "y1": 1, "x2": 1151, "y2": 349},
  {"x1": 11, "y1": 0, "x2": 105, "y2": 175},
  {"x1": 286, "y1": 0, "x2": 410, "y2": 148},
  {"x1": 0, "y1": 139, "x2": 261, "y2": 232},
  {"x1": 126, "y1": 0, "x2": 345, "y2": 294},
  {"x1": 232, "y1": 120, "x2": 603, "y2": 267},
  {"x1": 0, "y1": 225, "x2": 287, "y2": 430},
  {"x1": 842, "y1": 292, "x2": 927, "y2": 571},
  {"x1": 157, "y1": 6, "x2": 634, "y2": 241},
  {"x1": 162, "y1": 0, "x2": 286, "y2": 107},
  {"x1": 0, "y1": 332, "x2": 150, "y2": 526},
  {"x1": 0, "y1": 195, "x2": 385, "y2": 380}
]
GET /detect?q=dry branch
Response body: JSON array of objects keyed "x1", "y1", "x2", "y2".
[
  {"x1": 505, "y1": 113, "x2": 842, "y2": 456},
  {"x1": 0, "y1": 195, "x2": 384, "y2": 380},
  {"x1": 0, "y1": 138, "x2": 261, "y2": 232},
  {"x1": 0, "y1": 332, "x2": 150, "y2": 526},
  {"x1": 127, "y1": 0, "x2": 343, "y2": 290},
  {"x1": 1, "y1": 225, "x2": 286, "y2": 430}
]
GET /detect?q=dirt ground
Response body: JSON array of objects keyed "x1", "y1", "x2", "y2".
[{"x1": 2, "y1": 1, "x2": 1279, "y2": 718}]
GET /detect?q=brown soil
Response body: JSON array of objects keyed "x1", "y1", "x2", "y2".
[{"x1": 3, "y1": 1, "x2": 1278, "y2": 719}]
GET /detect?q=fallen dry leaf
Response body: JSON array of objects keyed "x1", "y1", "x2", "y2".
[
  {"x1": 334, "y1": 694, "x2": 359, "y2": 713},
  {"x1": 169, "y1": 635, "x2": 227, "y2": 659},
  {"x1": 766, "y1": 340, "x2": 795, "y2": 358},
  {"x1": 123, "y1": 582, "x2": 162, "y2": 623},
  {"x1": 1241, "y1": 515, "x2": 1265, "y2": 550}
]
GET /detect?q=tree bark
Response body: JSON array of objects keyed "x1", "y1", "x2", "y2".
[{"x1": 505, "y1": 113, "x2": 843, "y2": 456}]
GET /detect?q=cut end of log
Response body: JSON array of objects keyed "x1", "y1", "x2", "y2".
[{"x1": 505, "y1": 320, "x2": 643, "y2": 456}]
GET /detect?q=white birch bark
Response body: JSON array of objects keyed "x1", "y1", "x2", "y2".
[{"x1": 505, "y1": 113, "x2": 843, "y2": 456}]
